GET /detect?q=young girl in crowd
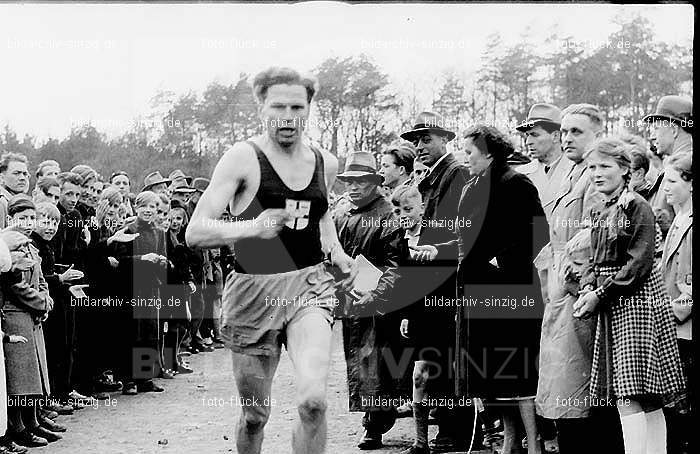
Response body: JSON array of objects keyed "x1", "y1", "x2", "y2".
[
  {"x1": 163, "y1": 203, "x2": 195, "y2": 375},
  {"x1": 573, "y1": 138, "x2": 685, "y2": 454},
  {"x1": 659, "y1": 152, "x2": 693, "y2": 454},
  {"x1": 1, "y1": 195, "x2": 60, "y2": 448}
]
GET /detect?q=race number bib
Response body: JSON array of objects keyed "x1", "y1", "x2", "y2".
[{"x1": 285, "y1": 199, "x2": 311, "y2": 230}]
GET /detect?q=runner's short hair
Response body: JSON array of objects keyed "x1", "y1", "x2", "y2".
[
  {"x1": 561, "y1": 103, "x2": 604, "y2": 132},
  {"x1": 35, "y1": 202, "x2": 61, "y2": 222},
  {"x1": 36, "y1": 176, "x2": 60, "y2": 196},
  {"x1": 57, "y1": 171, "x2": 83, "y2": 188},
  {"x1": 253, "y1": 67, "x2": 318, "y2": 104},
  {"x1": 0, "y1": 152, "x2": 28, "y2": 174}
]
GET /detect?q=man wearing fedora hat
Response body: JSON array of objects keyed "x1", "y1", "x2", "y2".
[
  {"x1": 643, "y1": 95, "x2": 692, "y2": 239},
  {"x1": 515, "y1": 103, "x2": 573, "y2": 222},
  {"x1": 399, "y1": 111, "x2": 470, "y2": 453},
  {"x1": 186, "y1": 66, "x2": 356, "y2": 454},
  {"x1": 141, "y1": 171, "x2": 171, "y2": 194},
  {"x1": 334, "y1": 152, "x2": 408, "y2": 450},
  {"x1": 168, "y1": 169, "x2": 193, "y2": 191}
]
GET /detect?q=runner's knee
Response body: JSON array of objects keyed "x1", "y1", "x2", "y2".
[
  {"x1": 240, "y1": 404, "x2": 270, "y2": 433},
  {"x1": 297, "y1": 393, "x2": 327, "y2": 424}
]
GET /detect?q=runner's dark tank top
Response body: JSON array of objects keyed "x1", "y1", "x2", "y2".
[{"x1": 232, "y1": 141, "x2": 328, "y2": 274}]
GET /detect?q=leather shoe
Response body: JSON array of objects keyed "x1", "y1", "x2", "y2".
[
  {"x1": 357, "y1": 431, "x2": 382, "y2": 450},
  {"x1": 428, "y1": 436, "x2": 468, "y2": 453},
  {"x1": 177, "y1": 363, "x2": 193, "y2": 374},
  {"x1": 0, "y1": 440, "x2": 28, "y2": 453},
  {"x1": 40, "y1": 408, "x2": 59, "y2": 420},
  {"x1": 137, "y1": 381, "x2": 164, "y2": 393},
  {"x1": 30, "y1": 426, "x2": 62, "y2": 443},
  {"x1": 11, "y1": 430, "x2": 48, "y2": 447},
  {"x1": 195, "y1": 343, "x2": 214, "y2": 353},
  {"x1": 39, "y1": 416, "x2": 67, "y2": 432},
  {"x1": 122, "y1": 382, "x2": 138, "y2": 395},
  {"x1": 160, "y1": 369, "x2": 176, "y2": 379}
]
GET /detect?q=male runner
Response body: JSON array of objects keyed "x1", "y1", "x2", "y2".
[{"x1": 186, "y1": 67, "x2": 356, "y2": 454}]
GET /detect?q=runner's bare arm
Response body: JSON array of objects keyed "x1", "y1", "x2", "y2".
[
  {"x1": 185, "y1": 143, "x2": 260, "y2": 248},
  {"x1": 318, "y1": 150, "x2": 342, "y2": 255}
]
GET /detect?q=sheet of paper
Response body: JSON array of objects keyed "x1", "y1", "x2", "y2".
[{"x1": 353, "y1": 254, "x2": 382, "y2": 293}]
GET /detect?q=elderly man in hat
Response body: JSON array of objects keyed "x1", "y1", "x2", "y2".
[
  {"x1": 515, "y1": 103, "x2": 573, "y2": 222},
  {"x1": 333, "y1": 152, "x2": 408, "y2": 450},
  {"x1": 142, "y1": 171, "x2": 171, "y2": 195},
  {"x1": 168, "y1": 169, "x2": 193, "y2": 191},
  {"x1": 643, "y1": 95, "x2": 693, "y2": 238},
  {"x1": 188, "y1": 178, "x2": 209, "y2": 214},
  {"x1": 399, "y1": 112, "x2": 470, "y2": 453}
]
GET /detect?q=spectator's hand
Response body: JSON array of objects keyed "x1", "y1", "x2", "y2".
[
  {"x1": 107, "y1": 228, "x2": 139, "y2": 245},
  {"x1": 188, "y1": 282, "x2": 196, "y2": 294},
  {"x1": 59, "y1": 265, "x2": 84, "y2": 283},
  {"x1": 400, "y1": 319, "x2": 409, "y2": 338},
  {"x1": 7, "y1": 335, "x2": 28, "y2": 343},
  {"x1": 0, "y1": 230, "x2": 30, "y2": 251},
  {"x1": 409, "y1": 244, "x2": 438, "y2": 262},
  {"x1": 107, "y1": 256, "x2": 119, "y2": 268},
  {"x1": 141, "y1": 253, "x2": 160, "y2": 263},
  {"x1": 573, "y1": 291, "x2": 600, "y2": 319},
  {"x1": 83, "y1": 225, "x2": 91, "y2": 245}
]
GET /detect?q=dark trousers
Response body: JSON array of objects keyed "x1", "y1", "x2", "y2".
[
  {"x1": 557, "y1": 410, "x2": 623, "y2": 454},
  {"x1": 188, "y1": 287, "x2": 205, "y2": 343},
  {"x1": 361, "y1": 410, "x2": 396, "y2": 435},
  {"x1": 198, "y1": 284, "x2": 216, "y2": 340},
  {"x1": 43, "y1": 295, "x2": 75, "y2": 398}
]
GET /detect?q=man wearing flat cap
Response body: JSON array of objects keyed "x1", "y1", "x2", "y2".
[
  {"x1": 515, "y1": 103, "x2": 573, "y2": 222},
  {"x1": 399, "y1": 111, "x2": 470, "y2": 453},
  {"x1": 334, "y1": 152, "x2": 408, "y2": 450},
  {"x1": 643, "y1": 95, "x2": 693, "y2": 238}
]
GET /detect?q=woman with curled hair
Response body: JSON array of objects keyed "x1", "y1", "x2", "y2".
[
  {"x1": 573, "y1": 138, "x2": 685, "y2": 454},
  {"x1": 659, "y1": 152, "x2": 693, "y2": 454},
  {"x1": 456, "y1": 124, "x2": 549, "y2": 454}
]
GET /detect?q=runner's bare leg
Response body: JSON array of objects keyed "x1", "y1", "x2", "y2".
[
  {"x1": 231, "y1": 352, "x2": 280, "y2": 454},
  {"x1": 286, "y1": 311, "x2": 333, "y2": 454}
]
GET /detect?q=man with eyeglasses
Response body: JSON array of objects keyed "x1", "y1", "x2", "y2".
[
  {"x1": 398, "y1": 112, "x2": 470, "y2": 454},
  {"x1": 0, "y1": 153, "x2": 30, "y2": 229}
]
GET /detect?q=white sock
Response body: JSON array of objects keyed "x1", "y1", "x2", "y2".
[
  {"x1": 620, "y1": 412, "x2": 647, "y2": 454},
  {"x1": 645, "y1": 409, "x2": 667, "y2": 454}
]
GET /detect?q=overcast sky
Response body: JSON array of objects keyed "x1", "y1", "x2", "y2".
[{"x1": 0, "y1": 2, "x2": 693, "y2": 141}]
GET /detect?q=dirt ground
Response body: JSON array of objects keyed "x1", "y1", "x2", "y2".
[{"x1": 41, "y1": 324, "x2": 483, "y2": 454}]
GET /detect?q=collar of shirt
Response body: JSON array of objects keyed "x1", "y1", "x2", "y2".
[
  {"x1": 348, "y1": 193, "x2": 384, "y2": 215},
  {"x1": 404, "y1": 222, "x2": 422, "y2": 239},
  {"x1": 424, "y1": 152, "x2": 451, "y2": 179}
]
